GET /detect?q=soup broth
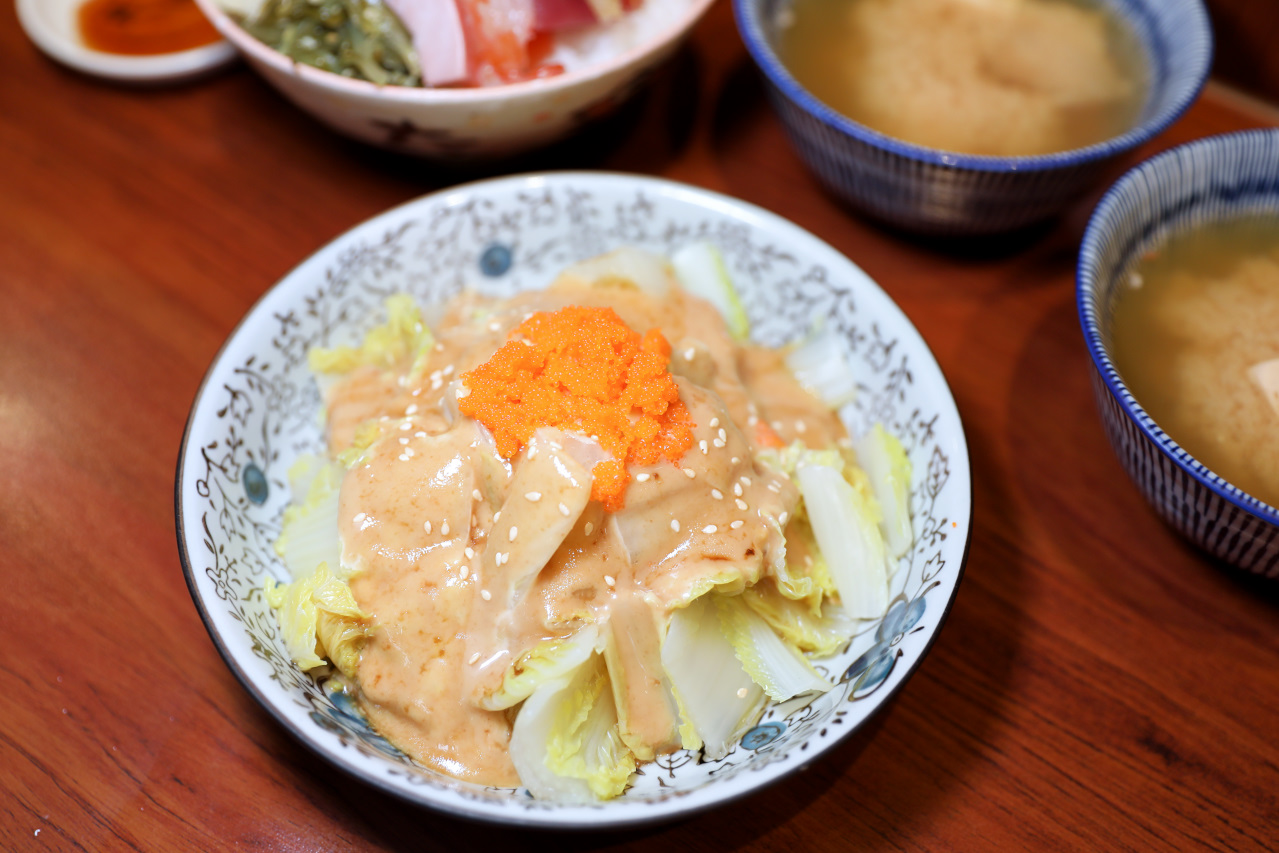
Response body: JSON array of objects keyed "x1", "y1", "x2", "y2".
[
  {"x1": 1110, "y1": 215, "x2": 1279, "y2": 508},
  {"x1": 775, "y1": 0, "x2": 1149, "y2": 157}
]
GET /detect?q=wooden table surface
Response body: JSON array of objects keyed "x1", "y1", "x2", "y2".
[{"x1": 4, "y1": 2, "x2": 1278, "y2": 850}]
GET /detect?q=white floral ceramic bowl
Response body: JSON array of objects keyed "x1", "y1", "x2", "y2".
[
  {"x1": 176, "y1": 172, "x2": 972, "y2": 827},
  {"x1": 192, "y1": 0, "x2": 714, "y2": 158}
]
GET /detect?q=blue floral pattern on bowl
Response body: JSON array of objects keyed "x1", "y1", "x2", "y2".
[{"x1": 176, "y1": 173, "x2": 972, "y2": 828}]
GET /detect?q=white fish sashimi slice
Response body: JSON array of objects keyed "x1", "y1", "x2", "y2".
[
  {"x1": 385, "y1": 0, "x2": 468, "y2": 87},
  {"x1": 483, "y1": 431, "x2": 593, "y2": 608}
]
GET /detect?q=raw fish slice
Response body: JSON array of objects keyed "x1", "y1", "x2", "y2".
[
  {"x1": 532, "y1": 0, "x2": 598, "y2": 29},
  {"x1": 458, "y1": 0, "x2": 540, "y2": 83},
  {"x1": 384, "y1": 0, "x2": 470, "y2": 86}
]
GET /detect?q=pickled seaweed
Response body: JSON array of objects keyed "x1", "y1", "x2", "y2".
[{"x1": 236, "y1": 0, "x2": 420, "y2": 86}]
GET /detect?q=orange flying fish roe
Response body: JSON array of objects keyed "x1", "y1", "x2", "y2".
[{"x1": 459, "y1": 306, "x2": 694, "y2": 511}]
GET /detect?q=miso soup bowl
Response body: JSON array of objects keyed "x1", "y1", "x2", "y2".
[
  {"x1": 733, "y1": 0, "x2": 1212, "y2": 236},
  {"x1": 1078, "y1": 129, "x2": 1279, "y2": 577}
]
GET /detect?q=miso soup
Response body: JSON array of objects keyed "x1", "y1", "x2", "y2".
[
  {"x1": 775, "y1": 0, "x2": 1149, "y2": 157},
  {"x1": 1110, "y1": 215, "x2": 1279, "y2": 508}
]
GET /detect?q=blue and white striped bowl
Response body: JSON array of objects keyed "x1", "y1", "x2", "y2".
[
  {"x1": 732, "y1": 0, "x2": 1212, "y2": 236},
  {"x1": 1078, "y1": 129, "x2": 1279, "y2": 577}
]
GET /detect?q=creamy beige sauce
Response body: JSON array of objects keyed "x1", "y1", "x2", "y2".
[{"x1": 324, "y1": 274, "x2": 843, "y2": 787}]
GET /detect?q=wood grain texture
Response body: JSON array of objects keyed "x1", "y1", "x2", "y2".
[
  {"x1": 1206, "y1": 0, "x2": 1279, "y2": 102},
  {"x1": 2, "y1": 2, "x2": 1277, "y2": 851}
]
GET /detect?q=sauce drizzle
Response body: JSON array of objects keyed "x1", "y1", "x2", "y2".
[{"x1": 79, "y1": 0, "x2": 221, "y2": 56}]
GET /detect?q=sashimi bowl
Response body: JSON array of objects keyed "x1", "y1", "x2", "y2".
[
  {"x1": 194, "y1": 0, "x2": 716, "y2": 158},
  {"x1": 176, "y1": 172, "x2": 972, "y2": 827}
]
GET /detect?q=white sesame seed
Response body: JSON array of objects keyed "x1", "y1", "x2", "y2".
[
  {"x1": 736, "y1": 499, "x2": 749, "y2": 511},
  {"x1": 711, "y1": 489, "x2": 724, "y2": 500},
  {"x1": 509, "y1": 527, "x2": 518, "y2": 542},
  {"x1": 731, "y1": 456, "x2": 740, "y2": 465},
  {"x1": 405, "y1": 404, "x2": 419, "y2": 415},
  {"x1": 713, "y1": 439, "x2": 726, "y2": 448},
  {"x1": 700, "y1": 440, "x2": 709, "y2": 455},
  {"x1": 465, "y1": 547, "x2": 475, "y2": 560},
  {"x1": 443, "y1": 365, "x2": 454, "y2": 376},
  {"x1": 415, "y1": 431, "x2": 427, "y2": 438},
  {"x1": 683, "y1": 468, "x2": 696, "y2": 479},
  {"x1": 768, "y1": 483, "x2": 781, "y2": 493},
  {"x1": 528, "y1": 446, "x2": 538, "y2": 459},
  {"x1": 559, "y1": 503, "x2": 570, "y2": 517},
  {"x1": 737, "y1": 687, "x2": 748, "y2": 698},
  {"x1": 718, "y1": 428, "x2": 727, "y2": 442},
  {"x1": 412, "y1": 388, "x2": 422, "y2": 396},
  {"x1": 473, "y1": 489, "x2": 483, "y2": 501},
  {"x1": 741, "y1": 476, "x2": 752, "y2": 486},
  {"x1": 399, "y1": 422, "x2": 412, "y2": 431},
  {"x1": 671, "y1": 519, "x2": 681, "y2": 532},
  {"x1": 604, "y1": 575, "x2": 616, "y2": 587},
  {"x1": 424, "y1": 521, "x2": 432, "y2": 534},
  {"x1": 525, "y1": 491, "x2": 542, "y2": 502},
  {"x1": 585, "y1": 522, "x2": 595, "y2": 536},
  {"x1": 398, "y1": 454, "x2": 410, "y2": 462},
  {"x1": 779, "y1": 512, "x2": 789, "y2": 525},
  {"x1": 497, "y1": 552, "x2": 507, "y2": 566},
  {"x1": 469, "y1": 652, "x2": 481, "y2": 665},
  {"x1": 461, "y1": 565, "x2": 471, "y2": 579},
  {"x1": 703, "y1": 524, "x2": 718, "y2": 534},
  {"x1": 710, "y1": 417, "x2": 720, "y2": 428},
  {"x1": 481, "y1": 589, "x2": 492, "y2": 601},
  {"x1": 489, "y1": 321, "x2": 501, "y2": 332},
  {"x1": 431, "y1": 378, "x2": 443, "y2": 390},
  {"x1": 636, "y1": 473, "x2": 651, "y2": 482},
  {"x1": 494, "y1": 511, "x2": 501, "y2": 522},
  {"x1": 405, "y1": 448, "x2": 415, "y2": 458},
  {"x1": 795, "y1": 421, "x2": 807, "y2": 434},
  {"x1": 733, "y1": 483, "x2": 743, "y2": 497},
  {"x1": 456, "y1": 386, "x2": 470, "y2": 399},
  {"x1": 684, "y1": 347, "x2": 696, "y2": 361},
  {"x1": 730, "y1": 520, "x2": 744, "y2": 530},
  {"x1": 441, "y1": 520, "x2": 450, "y2": 536},
  {"x1": 772, "y1": 421, "x2": 783, "y2": 431},
  {"x1": 399, "y1": 437, "x2": 410, "y2": 445},
  {"x1": 435, "y1": 342, "x2": 444, "y2": 352},
  {"x1": 747, "y1": 415, "x2": 758, "y2": 427}
]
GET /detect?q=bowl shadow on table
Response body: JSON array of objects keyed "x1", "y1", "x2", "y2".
[
  {"x1": 323, "y1": 44, "x2": 704, "y2": 191},
  {"x1": 251, "y1": 688, "x2": 1009, "y2": 852},
  {"x1": 708, "y1": 56, "x2": 1138, "y2": 263},
  {"x1": 1006, "y1": 292, "x2": 1279, "y2": 610}
]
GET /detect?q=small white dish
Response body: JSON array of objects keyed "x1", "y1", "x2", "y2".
[{"x1": 17, "y1": 0, "x2": 237, "y2": 85}]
